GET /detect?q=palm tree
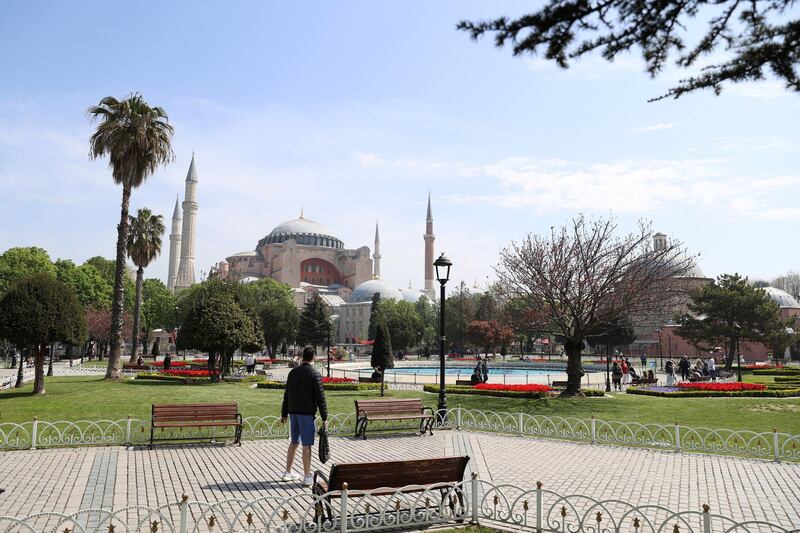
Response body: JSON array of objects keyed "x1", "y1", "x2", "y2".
[
  {"x1": 127, "y1": 208, "x2": 165, "y2": 362},
  {"x1": 88, "y1": 94, "x2": 174, "y2": 379}
]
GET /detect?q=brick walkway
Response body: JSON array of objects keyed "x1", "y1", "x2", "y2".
[{"x1": 1, "y1": 431, "x2": 799, "y2": 527}]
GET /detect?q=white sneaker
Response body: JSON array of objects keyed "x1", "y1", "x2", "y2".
[
  {"x1": 281, "y1": 471, "x2": 301, "y2": 482},
  {"x1": 302, "y1": 474, "x2": 314, "y2": 486}
]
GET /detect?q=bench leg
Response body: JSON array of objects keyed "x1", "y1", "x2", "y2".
[{"x1": 149, "y1": 424, "x2": 154, "y2": 449}]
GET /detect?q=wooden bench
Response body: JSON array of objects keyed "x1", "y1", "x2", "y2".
[
  {"x1": 551, "y1": 380, "x2": 568, "y2": 388},
  {"x1": 150, "y1": 403, "x2": 242, "y2": 448},
  {"x1": 455, "y1": 379, "x2": 474, "y2": 386},
  {"x1": 358, "y1": 376, "x2": 380, "y2": 383},
  {"x1": 122, "y1": 364, "x2": 150, "y2": 371},
  {"x1": 354, "y1": 398, "x2": 434, "y2": 439},
  {"x1": 313, "y1": 456, "x2": 470, "y2": 522}
]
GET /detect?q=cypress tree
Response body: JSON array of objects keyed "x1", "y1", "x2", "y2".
[
  {"x1": 371, "y1": 320, "x2": 394, "y2": 396},
  {"x1": 367, "y1": 293, "x2": 381, "y2": 341}
]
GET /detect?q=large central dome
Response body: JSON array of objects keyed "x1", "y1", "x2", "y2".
[{"x1": 259, "y1": 216, "x2": 344, "y2": 249}]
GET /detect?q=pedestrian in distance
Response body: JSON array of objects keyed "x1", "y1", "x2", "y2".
[{"x1": 281, "y1": 346, "x2": 328, "y2": 486}]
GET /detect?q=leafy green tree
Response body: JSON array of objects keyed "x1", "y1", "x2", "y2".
[
  {"x1": 371, "y1": 320, "x2": 393, "y2": 396},
  {"x1": 126, "y1": 208, "x2": 165, "y2": 361},
  {"x1": 88, "y1": 94, "x2": 174, "y2": 380},
  {"x1": 676, "y1": 274, "x2": 791, "y2": 369},
  {"x1": 586, "y1": 319, "x2": 637, "y2": 359},
  {"x1": 367, "y1": 293, "x2": 382, "y2": 341},
  {"x1": 177, "y1": 282, "x2": 261, "y2": 381},
  {"x1": 0, "y1": 273, "x2": 86, "y2": 394},
  {"x1": 0, "y1": 247, "x2": 55, "y2": 295},
  {"x1": 444, "y1": 282, "x2": 477, "y2": 353},
  {"x1": 378, "y1": 299, "x2": 422, "y2": 353},
  {"x1": 261, "y1": 299, "x2": 299, "y2": 355},
  {"x1": 296, "y1": 292, "x2": 332, "y2": 349},
  {"x1": 414, "y1": 296, "x2": 437, "y2": 348},
  {"x1": 141, "y1": 279, "x2": 177, "y2": 354},
  {"x1": 55, "y1": 259, "x2": 112, "y2": 309},
  {"x1": 458, "y1": 1, "x2": 800, "y2": 101}
]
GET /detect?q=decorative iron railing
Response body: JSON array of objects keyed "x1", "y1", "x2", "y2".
[
  {"x1": 2, "y1": 408, "x2": 799, "y2": 462},
  {"x1": 0, "y1": 477, "x2": 796, "y2": 533}
]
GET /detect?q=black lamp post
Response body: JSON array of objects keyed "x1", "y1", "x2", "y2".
[
  {"x1": 734, "y1": 322, "x2": 742, "y2": 382},
  {"x1": 174, "y1": 305, "x2": 181, "y2": 360},
  {"x1": 605, "y1": 341, "x2": 611, "y2": 392},
  {"x1": 327, "y1": 314, "x2": 339, "y2": 378},
  {"x1": 656, "y1": 329, "x2": 663, "y2": 370},
  {"x1": 433, "y1": 253, "x2": 452, "y2": 422}
]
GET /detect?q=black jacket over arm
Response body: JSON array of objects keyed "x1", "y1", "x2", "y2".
[{"x1": 281, "y1": 363, "x2": 328, "y2": 421}]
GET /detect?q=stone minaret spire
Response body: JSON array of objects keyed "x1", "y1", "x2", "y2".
[
  {"x1": 175, "y1": 154, "x2": 198, "y2": 290},
  {"x1": 423, "y1": 192, "x2": 435, "y2": 300},
  {"x1": 167, "y1": 195, "x2": 182, "y2": 291},
  {"x1": 373, "y1": 220, "x2": 381, "y2": 279}
]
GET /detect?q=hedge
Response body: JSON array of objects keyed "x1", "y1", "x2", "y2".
[
  {"x1": 422, "y1": 384, "x2": 604, "y2": 399},
  {"x1": 134, "y1": 373, "x2": 211, "y2": 385},
  {"x1": 256, "y1": 381, "x2": 381, "y2": 391},
  {"x1": 773, "y1": 376, "x2": 800, "y2": 383},
  {"x1": 751, "y1": 368, "x2": 800, "y2": 376},
  {"x1": 627, "y1": 386, "x2": 800, "y2": 398}
]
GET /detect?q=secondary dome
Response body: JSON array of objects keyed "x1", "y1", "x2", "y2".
[
  {"x1": 259, "y1": 216, "x2": 343, "y2": 249},
  {"x1": 763, "y1": 287, "x2": 800, "y2": 308},
  {"x1": 349, "y1": 279, "x2": 402, "y2": 303},
  {"x1": 400, "y1": 289, "x2": 430, "y2": 304}
]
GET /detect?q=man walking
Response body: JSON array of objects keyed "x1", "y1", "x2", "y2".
[
  {"x1": 678, "y1": 354, "x2": 691, "y2": 381},
  {"x1": 281, "y1": 346, "x2": 328, "y2": 486}
]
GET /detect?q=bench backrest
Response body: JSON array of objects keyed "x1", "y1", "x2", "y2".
[
  {"x1": 327, "y1": 456, "x2": 469, "y2": 491},
  {"x1": 355, "y1": 398, "x2": 425, "y2": 416},
  {"x1": 152, "y1": 403, "x2": 239, "y2": 422}
]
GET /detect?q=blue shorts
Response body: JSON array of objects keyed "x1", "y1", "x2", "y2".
[{"x1": 289, "y1": 414, "x2": 316, "y2": 446}]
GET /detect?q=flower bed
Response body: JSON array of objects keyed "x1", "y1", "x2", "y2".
[
  {"x1": 161, "y1": 369, "x2": 215, "y2": 377},
  {"x1": 628, "y1": 383, "x2": 800, "y2": 398},
  {"x1": 149, "y1": 360, "x2": 189, "y2": 367},
  {"x1": 322, "y1": 377, "x2": 356, "y2": 384},
  {"x1": 677, "y1": 382, "x2": 766, "y2": 391},
  {"x1": 423, "y1": 384, "x2": 603, "y2": 398},
  {"x1": 474, "y1": 383, "x2": 552, "y2": 393},
  {"x1": 256, "y1": 381, "x2": 379, "y2": 391}
]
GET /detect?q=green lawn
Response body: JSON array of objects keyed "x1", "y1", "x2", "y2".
[{"x1": 1, "y1": 376, "x2": 799, "y2": 434}]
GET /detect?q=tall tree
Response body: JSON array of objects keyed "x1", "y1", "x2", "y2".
[
  {"x1": 414, "y1": 296, "x2": 437, "y2": 348},
  {"x1": 261, "y1": 299, "x2": 299, "y2": 355},
  {"x1": 676, "y1": 274, "x2": 791, "y2": 369},
  {"x1": 88, "y1": 94, "x2": 174, "y2": 380},
  {"x1": 54, "y1": 259, "x2": 113, "y2": 309},
  {"x1": 0, "y1": 273, "x2": 86, "y2": 394},
  {"x1": 458, "y1": 1, "x2": 800, "y2": 101},
  {"x1": 0, "y1": 247, "x2": 55, "y2": 295},
  {"x1": 497, "y1": 216, "x2": 691, "y2": 396},
  {"x1": 296, "y1": 292, "x2": 332, "y2": 349},
  {"x1": 444, "y1": 282, "x2": 477, "y2": 353},
  {"x1": 140, "y1": 279, "x2": 177, "y2": 354},
  {"x1": 379, "y1": 299, "x2": 423, "y2": 353},
  {"x1": 126, "y1": 208, "x2": 165, "y2": 361},
  {"x1": 371, "y1": 320, "x2": 394, "y2": 396},
  {"x1": 367, "y1": 293, "x2": 382, "y2": 341}
]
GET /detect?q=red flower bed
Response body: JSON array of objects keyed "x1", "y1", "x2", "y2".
[
  {"x1": 256, "y1": 358, "x2": 282, "y2": 364},
  {"x1": 743, "y1": 364, "x2": 784, "y2": 370},
  {"x1": 677, "y1": 382, "x2": 766, "y2": 391},
  {"x1": 151, "y1": 360, "x2": 189, "y2": 367},
  {"x1": 474, "y1": 383, "x2": 552, "y2": 393},
  {"x1": 161, "y1": 369, "x2": 215, "y2": 377},
  {"x1": 322, "y1": 377, "x2": 356, "y2": 384}
]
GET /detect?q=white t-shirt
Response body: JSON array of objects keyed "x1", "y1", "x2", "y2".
[{"x1": 707, "y1": 358, "x2": 716, "y2": 370}]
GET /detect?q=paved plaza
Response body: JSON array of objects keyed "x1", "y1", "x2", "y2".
[{"x1": 1, "y1": 430, "x2": 799, "y2": 527}]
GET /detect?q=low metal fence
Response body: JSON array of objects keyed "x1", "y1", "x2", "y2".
[
  {"x1": 0, "y1": 476, "x2": 795, "y2": 532},
  {"x1": 2, "y1": 408, "x2": 800, "y2": 462}
]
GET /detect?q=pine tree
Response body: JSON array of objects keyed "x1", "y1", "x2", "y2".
[
  {"x1": 371, "y1": 320, "x2": 393, "y2": 396},
  {"x1": 297, "y1": 292, "x2": 332, "y2": 349},
  {"x1": 367, "y1": 293, "x2": 381, "y2": 341}
]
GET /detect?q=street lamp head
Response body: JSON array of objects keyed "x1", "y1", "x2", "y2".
[{"x1": 434, "y1": 253, "x2": 452, "y2": 285}]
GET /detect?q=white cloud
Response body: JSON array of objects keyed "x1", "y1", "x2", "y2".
[{"x1": 633, "y1": 122, "x2": 673, "y2": 132}]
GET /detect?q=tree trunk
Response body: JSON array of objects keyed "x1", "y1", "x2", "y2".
[
  {"x1": 129, "y1": 266, "x2": 144, "y2": 363},
  {"x1": 33, "y1": 343, "x2": 46, "y2": 395},
  {"x1": 107, "y1": 184, "x2": 132, "y2": 380},
  {"x1": 724, "y1": 337, "x2": 736, "y2": 370},
  {"x1": 14, "y1": 347, "x2": 25, "y2": 388},
  {"x1": 561, "y1": 341, "x2": 585, "y2": 397}
]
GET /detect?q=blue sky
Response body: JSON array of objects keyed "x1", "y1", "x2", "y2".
[{"x1": 1, "y1": 1, "x2": 799, "y2": 291}]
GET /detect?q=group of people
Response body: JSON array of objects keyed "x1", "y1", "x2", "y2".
[
  {"x1": 664, "y1": 354, "x2": 717, "y2": 385},
  {"x1": 470, "y1": 358, "x2": 489, "y2": 385},
  {"x1": 610, "y1": 357, "x2": 654, "y2": 391}
]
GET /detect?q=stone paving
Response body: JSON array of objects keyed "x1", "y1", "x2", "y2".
[{"x1": 1, "y1": 430, "x2": 799, "y2": 528}]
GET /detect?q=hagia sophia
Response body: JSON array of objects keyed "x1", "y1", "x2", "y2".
[
  {"x1": 165, "y1": 156, "x2": 800, "y2": 360},
  {"x1": 166, "y1": 155, "x2": 435, "y2": 344}
]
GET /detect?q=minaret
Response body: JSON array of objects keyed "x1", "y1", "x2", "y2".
[
  {"x1": 373, "y1": 220, "x2": 381, "y2": 279},
  {"x1": 423, "y1": 193, "x2": 435, "y2": 300},
  {"x1": 167, "y1": 195, "x2": 182, "y2": 291},
  {"x1": 175, "y1": 154, "x2": 198, "y2": 290}
]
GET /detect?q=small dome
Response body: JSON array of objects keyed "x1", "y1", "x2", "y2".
[
  {"x1": 230, "y1": 250, "x2": 257, "y2": 257},
  {"x1": 349, "y1": 279, "x2": 402, "y2": 303},
  {"x1": 763, "y1": 287, "x2": 800, "y2": 308},
  {"x1": 400, "y1": 289, "x2": 429, "y2": 304},
  {"x1": 259, "y1": 216, "x2": 343, "y2": 249}
]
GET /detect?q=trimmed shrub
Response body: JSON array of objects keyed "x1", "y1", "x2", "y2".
[
  {"x1": 256, "y1": 381, "x2": 381, "y2": 391},
  {"x1": 627, "y1": 385, "x2": 800, "y2": 398},
  {"x1": 423, "y1": 384, "x2": 603, "y2": 398},
  {"x1": 134, "y1": 373, "x2": 211, "y2": 385},
  {"x1": 752, "y1": 368, "x2": 800, "y2": 376},
  {"x1": 773, "y1": 376, "x2": 800, "y2": 383}
]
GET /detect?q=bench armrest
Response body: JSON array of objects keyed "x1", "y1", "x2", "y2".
[
  {"x1": 313, "y1": 469, "x2": 329, "y2": 489},
  {"x1": 356, "y1": 409, "x2": 367, "y2": 419},
  {"x1": 422, "y1": 406, "x2": 435, "y2": 417}
]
